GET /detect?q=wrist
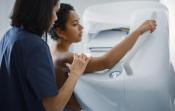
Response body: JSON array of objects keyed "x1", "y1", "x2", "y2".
[
  {"x1": 69, "y1": 71, "x2": 81, "y2": 80},
  {"x1": 134, "y1": 29, "x2": 142, "y2": 36}
]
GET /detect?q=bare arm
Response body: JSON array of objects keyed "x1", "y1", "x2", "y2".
[
  {"x1": 59, "y1": 20, "x2": 157, "y2": 73},
  {"x1": 42, "y1": 54, "x2": 90, "y2": 111},
  {"x1": 85, "y1": 20, "x2": 157, "y2": 72},
  {"x1": 85, "y1": 30, "x2": 141, "y2": 72}
]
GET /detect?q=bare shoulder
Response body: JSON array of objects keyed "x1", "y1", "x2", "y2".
[{"x1": 54, "y1": 52, "x2": 74, "y2": 65}]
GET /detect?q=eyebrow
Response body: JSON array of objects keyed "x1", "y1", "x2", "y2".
[{"x1": 72, "y1": 18, "x2": 80, "y2": 22}]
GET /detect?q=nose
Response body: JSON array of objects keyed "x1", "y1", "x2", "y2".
[
  {"x1": 79, "y1": 24, "x2": 83, "y2": 30},
  {"x1": 54, "y1": 14, "x2": 58, "y2": 22}
]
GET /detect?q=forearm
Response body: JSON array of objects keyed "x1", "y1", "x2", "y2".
[
  {"x1": 55, "y1": 69, "x2": 81, "y2": 111},
  {"x1": 103, "y1": 30, "x2": 141, "y2": 68},
  {"x1": 84, "y1": 30, "x2": 141, "y2": 73},
  {"x1": 55, "y1": 74, "x2": 80, "y2": 111},
  {"x1": 43, "y1": 74, "x2": 80, "y2": 111}
]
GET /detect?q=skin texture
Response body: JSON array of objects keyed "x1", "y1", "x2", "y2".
[{"x1": 51, "y1": 7, "x2": 157, "y2": 111}]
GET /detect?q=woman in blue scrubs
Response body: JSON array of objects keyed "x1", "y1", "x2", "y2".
[{"x1": 0, "y1": 0, "x2": 90, "y2": 111}]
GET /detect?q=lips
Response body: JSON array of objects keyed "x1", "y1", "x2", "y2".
[{"x1": 79, "y1": 32, "x2": 82, "y2": 37}]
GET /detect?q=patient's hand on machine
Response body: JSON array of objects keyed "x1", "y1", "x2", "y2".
[{"x1": 136, "y1": 20, "x2": 157, "y2": 35}]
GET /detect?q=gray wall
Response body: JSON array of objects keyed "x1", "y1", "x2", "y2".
[{"x1": 0, "y1": 0, "x2": 14, "y2": 38}]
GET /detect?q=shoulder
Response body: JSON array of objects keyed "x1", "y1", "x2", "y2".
[
  {"x1": 54, "y1": 52, "x2": 73, "y2": 65},
  {"x1": 20, "y1": 33, "x2": 46, "y2": 48},
  {"x1": 13, "y1": 28, "x2": 49, "y2": 52}
]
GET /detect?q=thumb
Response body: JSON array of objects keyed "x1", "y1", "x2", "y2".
[{"x1": 65, "y1": 63, "x2": 71, "y2": 70}]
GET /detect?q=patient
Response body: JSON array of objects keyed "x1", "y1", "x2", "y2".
[{"x1": 50, "y1": 3, "x2": 157, "y2": 111}]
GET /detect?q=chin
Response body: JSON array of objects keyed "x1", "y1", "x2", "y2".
[
  {"x1": 74, "y1": 39, "x2": 81, "y2": 43},
  {"x1": 78, "y1": 38, "x2": 82, "y2": 42}
]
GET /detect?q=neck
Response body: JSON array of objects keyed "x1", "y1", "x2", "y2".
[{"x1": 55, "y1": 39, "x2": 72, "y2": 53}]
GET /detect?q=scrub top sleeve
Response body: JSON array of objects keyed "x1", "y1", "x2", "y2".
[{"x1": 25, "y1": 41, "x2": 58, "y2": 101}]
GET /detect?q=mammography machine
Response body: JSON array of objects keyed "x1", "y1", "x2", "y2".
[{"x1": 74, "y1": 1, "x2": 175, "y2": 111}]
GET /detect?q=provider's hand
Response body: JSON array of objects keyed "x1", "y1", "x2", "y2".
[{"x1": 68, "y1": 53, "x2": 90, "y2": 77}]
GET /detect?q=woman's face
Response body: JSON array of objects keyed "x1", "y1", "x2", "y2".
[{"x1": 59, "y1": 10, "x2": 83, "y2": 43}]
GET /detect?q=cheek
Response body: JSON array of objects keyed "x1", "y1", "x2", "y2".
[
  {"x1": 68, "y1": 30, "x2": 80, "y2": 42},
  {"x1": 52, "y1": 13, "x2": 57, "y2": 23},
  {"x1": 67, "y1": 28, "x2": 78, "y2": 36}
]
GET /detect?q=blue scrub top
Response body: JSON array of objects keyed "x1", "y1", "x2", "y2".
[{"x1": 0, "y1": 27, "x2": 58, "y2": 111}]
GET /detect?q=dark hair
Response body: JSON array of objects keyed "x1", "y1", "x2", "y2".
[
  {"x1": 11, "y1": 0, "x2": 59, "y2": 36},
  {"x1": 50, "y1": 3, "x2": 74, "y2": 41}
]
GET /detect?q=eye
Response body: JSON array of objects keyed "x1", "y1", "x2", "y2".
[
  {"x1": 73, "y1": 23, "x2": 78, "y2": 26},
  {"x1": 72, "y1": 22, "x2": 78, "y2": 26}
]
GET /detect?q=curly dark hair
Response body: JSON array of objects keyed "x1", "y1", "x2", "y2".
[{"x1": 50, "y1": 3, "x2": 74, "y2": 40}]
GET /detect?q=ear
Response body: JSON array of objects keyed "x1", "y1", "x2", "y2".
[{"x1": 56, "y1": 28, "x2": 67, "y2": 40}]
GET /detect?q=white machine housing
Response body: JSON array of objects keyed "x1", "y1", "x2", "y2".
[{"x1": 75, "y1": 1, "x2": 175, "y2": 111}]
